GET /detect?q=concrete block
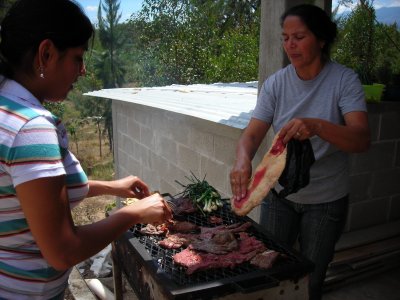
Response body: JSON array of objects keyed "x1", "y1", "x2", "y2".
[
  {"x1": 151, "y1": 111, "x2": 178, "y2": 140},
  {"x1": 349, "y1": 198, "x2": 390, "y2": 230},
  {"x1": 117, "y1": 151, "x2": 129, "y2": 174},
  {"x1": 200, "y1": 156, "x2": 230, "y2": 196},
  {"x1": 349, "y1": 173, "x2": 372, "y2": 203},
  {"x1": 121, "y1": 134, "x2": 134, "y2": 155},
  {"x1": 214, "y1": 135, "x2": 237, "y2": 165},
  {"x1": 350, "y1": 141, "x2": 396, "y2": 174},
  {"x1": 135, "y1": 106, "x2": 152, "y2": 128},
  {"x1": 128, "y1": 140, "x2": 141, "y2": 159},
  {"x1": 371, "y1": 168, "x2": 400, "y2": 198},
  {"x1": 156, "y1": 135, "x2": 177, "y2": 164},
  {"x1": 150, "y1": 152, "x2": 172, "y2": 183},
  {"x1": 168, "y1": 114, "x2": 191, "y2": 145},
  {"x1": 138, "y1": 145, "x2": 151, "y2": 169},
  {"x1": 380, "y1": 110, "x2": 400, "y2": 140},
  {"x1": 141, "y1": 166, "x2": 160, "y2": 191},
  {"x1": 159, "y1": 179, "x2": 179, "y2": 196},
  {"x1": 127, "y1": 157, "x2": 142, "y2": 177},
  {"x1": 190, "y1": 128, "x2": 214, "y2": 157},
  {"x1": 367, "y1": 111, "x2": 381, "y2": 142},
  {"x1": 140, "y1": 126, "x2": 155, "y2": 149},
  {"x1": 167, "y1": 163, "x2": 191, "y2": 192},
  {"x1": 389, "y1": 195, "x2": 400, "y2": 221},
  {"x1": 118, "y1": 113, "x2": 128, "y2": 135},
  {"x1": 127, "y1": 118, "x2": 140, "y2": 141},
  {"x1": 177, "y1": 144, "x2": 200, "y2": 174}
]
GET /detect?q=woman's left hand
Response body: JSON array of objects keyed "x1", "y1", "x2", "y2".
[
  {"x1": 113, "y1": 175, "x2": 150, "y2": 199},
  {"x1": 279, "y1": 118, "x2": 321, "y2": 144}
]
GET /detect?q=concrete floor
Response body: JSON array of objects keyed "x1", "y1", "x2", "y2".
[{"x1": 323, "y1": 267, "x2": 400, "y2": 300}]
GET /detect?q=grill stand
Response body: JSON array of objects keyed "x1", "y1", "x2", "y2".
[
  {"x1": 110, "y1": 197, "x2": 313, "y2": 299},
  {"x1": 111, "y1": 241, "x2": 123, "y2": 300},
  {"x1": 113, "y1": 233, "x2": 310, "y2": 300}
]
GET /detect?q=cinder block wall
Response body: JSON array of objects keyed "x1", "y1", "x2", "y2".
[
  {"x1": 112, "y1": 100, "x2": 272, "y2": 220},
  {"x1": 112, "y1": 100, "x2": 400, "y2": 232},
  {"x1": 347, "y1": 102, "x2": 400, "y2": 232}
]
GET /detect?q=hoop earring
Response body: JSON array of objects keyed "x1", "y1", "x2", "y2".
[{"x1": 39, "y1": 66, "x2": 45, "y2": 79}]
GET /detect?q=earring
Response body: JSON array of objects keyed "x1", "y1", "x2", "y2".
[{"x1": 39, "y1": 66, "x2": 45, "y2": 79}]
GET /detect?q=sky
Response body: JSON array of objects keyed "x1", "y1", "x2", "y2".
[
  {"x1": 333, "y1": 0, "x2": 400, "y2": 13},
  {"x1": 76, "y1": 0, "x2": 144, "y2": 23},
  {"x1": 75, "y1": 0, "x2": 400, "y2": 23}
]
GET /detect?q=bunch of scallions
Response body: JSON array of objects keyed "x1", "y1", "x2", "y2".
[{"x1": 175, "y1": 172, "x2": 224, "y2": 215}]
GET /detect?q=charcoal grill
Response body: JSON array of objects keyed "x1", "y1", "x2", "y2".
[{"x1": 112, "y1": 194, "x2": 314, "y2": 300}]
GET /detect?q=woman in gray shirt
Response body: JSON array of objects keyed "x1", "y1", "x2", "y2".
[{"x1": 230, "y1": 4, "x2": 370, "y2": 300}]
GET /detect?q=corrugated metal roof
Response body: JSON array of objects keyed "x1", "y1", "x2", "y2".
[{"x1": 84, "y1": 82, "x2": 258, "y2": 129}]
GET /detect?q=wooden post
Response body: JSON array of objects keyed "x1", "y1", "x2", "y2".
[
  {"x1": 258, "y1": 0, "x2": 332, "y2": 91},
  {"x1": 111, "y1": 241, "x2": 123, "y2": 300}
]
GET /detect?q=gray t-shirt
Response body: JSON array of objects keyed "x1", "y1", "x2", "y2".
[{"x1": 253, "y1": 61, "x2": 367, "y2": 204}]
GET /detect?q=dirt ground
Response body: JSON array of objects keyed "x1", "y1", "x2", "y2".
[{"x1": 65, "y1": 195, "x2": 116, "y2": 299}]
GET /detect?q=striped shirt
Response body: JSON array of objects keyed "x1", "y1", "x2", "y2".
[{"x1": 0, "y1": 78, "x2": 89, "y2": 299}]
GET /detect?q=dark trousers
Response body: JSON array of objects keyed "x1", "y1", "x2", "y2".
[{"x1": 260, "y1": 192, "x2": 349, "y2": 300}]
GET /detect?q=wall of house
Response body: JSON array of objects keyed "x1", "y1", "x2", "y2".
[
  {"x1": 346, "y1": 102, "x2": 400, "y2": 232},
  {"x1": 112, "y1": 99, "x2": 400, "y2": 239}
]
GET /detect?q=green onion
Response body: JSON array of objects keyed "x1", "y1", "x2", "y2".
[{"x1": 175, "y1": 171, "x2": 224, "y2": 214}]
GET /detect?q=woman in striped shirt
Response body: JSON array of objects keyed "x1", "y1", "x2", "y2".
[{"x1": 0, "y1": 1, "x2": 172, "y2": 298}]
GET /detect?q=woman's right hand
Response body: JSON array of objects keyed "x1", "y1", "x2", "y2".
[
  {"x1": 230, "y1": 157, "x2": 252, "y2": 202},
  {"x1": 127, "y1": 193, "x2": 172, "y2": 224},
  {"x1": 230, "y1": 118, "x2": 270, "y2": 202}
]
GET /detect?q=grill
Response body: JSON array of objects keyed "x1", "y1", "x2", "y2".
[{"x1": 113, "y1": 194, "x2": 314, "y2": 300}]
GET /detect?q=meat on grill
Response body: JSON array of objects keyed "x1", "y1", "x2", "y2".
[
  {"x1": 139, "y1": 224, "x2": 168, "y2": 235},
  {"x1": 167, "y1": 220, "x2": 199, "y2": 233},
  {"x1": 159, "y1": 222, "x2": 252, "y2": 251},
  {"x1": 200, "y1": 222, "x2": 252, "y2": 237},
  {"x1": 173, "y1": 232, "x2": 266, "y2": 274},
  {"x1": 250, "y1": 250, "x2": 280, "y2": 269},
  {"x1": 189, "y1": 231, "x2": 239, "y2": 254},
  {"x1": 158, "y1": 233, "x2": 198, "y2": 249},
  {"x1": 168, "y1": 196, "x2": 196, "y2": 215},
  {"x1": 209, "y1": 215, "x2": 223, "y2": 224}
]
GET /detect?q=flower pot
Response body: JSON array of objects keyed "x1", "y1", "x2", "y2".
[{"x1": 363, "y1": 84, "x2": 385, "y2": 103}]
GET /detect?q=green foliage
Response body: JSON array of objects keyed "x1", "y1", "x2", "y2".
[
  {"x1": 96, "y1": 0, "x2": 126, "y2": 88},
  {"x1": 205, "y1": 29, "x2": 259, "y2": 82},
  {"x1": 333, "y1": 0, "x2": 376, "y2": 84},
  {"x1": 43, "y1": 102, "x2": 65, "y2": 119},
  {"x1": 125, "y1": 0, "x2": 260, "y2": 86},
  {"x1": 333, "y1": 0, "x2": 400, "y2": 85},
  {"x1": 0, "y1": 0, "x2": 16, "y2": 22},
  {"x1": 374, "y1": 23, "x2": 400, "y2": 85}
]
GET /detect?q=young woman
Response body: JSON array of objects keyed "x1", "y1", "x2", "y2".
[
  {"x1": 0, "y1": 1, "x2": 172, "y2": 298},
  {"x1": 230, "y1": 4, "x2": 370, "y2": 300}
]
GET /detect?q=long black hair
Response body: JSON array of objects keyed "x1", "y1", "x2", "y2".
[
  {"x1": 0, "y1": 0, "x2": 94, "y2": 79},
  {"x1": 281, "y1": 4, "x2": 337, "y2": 61}
]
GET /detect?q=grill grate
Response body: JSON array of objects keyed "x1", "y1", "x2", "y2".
[{"x1": 127, "y1": 194, "x2": 311, "y2": 286}]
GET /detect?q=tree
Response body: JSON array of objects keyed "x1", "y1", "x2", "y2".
[
  {"x1": 0, "y1": 0, "x2": 16, "y2": 22},
  {"x1": 96, "y1": 0, "x2": 126, "y2": 88},
  {"x1": 92, "y1": 0, "x2": 127, "y2": 152},
  {"x1": 126, "y1": 0, "x2": 260, "y2": 86},
  {"x1": 333, "y1": 0, "x2": 377, "y2": 84},
  {"x1": 333, "y1": 0, "x2": 400, "y2": 86}
]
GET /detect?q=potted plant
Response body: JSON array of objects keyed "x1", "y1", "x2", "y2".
[{"x1": 333, "y1": 0, "x2": 385, "y2": 103}]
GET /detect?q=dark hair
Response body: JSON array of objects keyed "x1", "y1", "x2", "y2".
[
  {"x1": 280, "y1": 4, "x2": 337, "y2": 61},
  {"x1": 0, "y1": 0, "x2": 94, "y2": 79}
]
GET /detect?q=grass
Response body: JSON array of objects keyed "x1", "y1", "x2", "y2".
[{"x1": 70, "y1": 120, "x2": 116, "y2": 225}]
